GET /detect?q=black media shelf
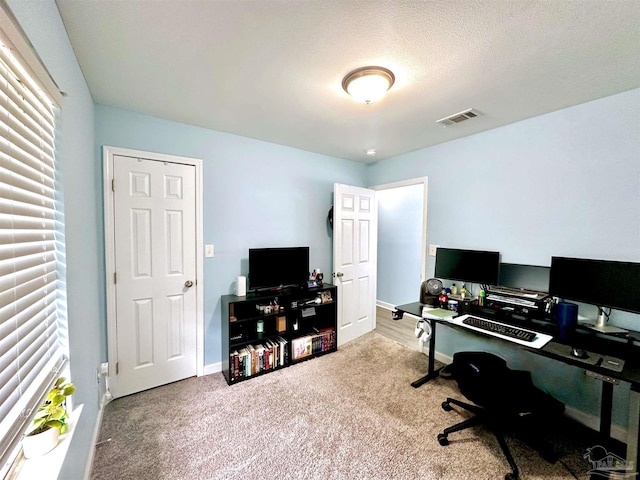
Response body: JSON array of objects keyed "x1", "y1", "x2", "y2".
[{"x1": 222, "y1": 283, "x2": 337, "y2": 385}]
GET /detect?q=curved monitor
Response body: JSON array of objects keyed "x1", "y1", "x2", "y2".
[
  {"x1": 549, "y1": 256, "x2": 640, "y2": 314},
  {"x1": 434, "y1": 248, "x2": 500, "y2": 286}
]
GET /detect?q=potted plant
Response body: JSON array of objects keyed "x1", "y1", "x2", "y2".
[{"x1": 22, "y1": 377, "x2": 76, "y2": 458}]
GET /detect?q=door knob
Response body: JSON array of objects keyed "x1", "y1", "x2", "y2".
[
  {"x1": 335, "y1": 272, "x2": 344, "y2": 278},
  {"x1": 185, "y1": 280, "x2": 194, "y2": 288}
]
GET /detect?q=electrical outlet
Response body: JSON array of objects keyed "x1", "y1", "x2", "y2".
[
  {"x1": 205, "y1": 244, "x2": 214, "y2": 257},
  {"x1": 97, "y1": 362, "x2": 108, "y2": 382},
  {"x1": 429, "y1": 244, "x2": 439, "y2": 256}
]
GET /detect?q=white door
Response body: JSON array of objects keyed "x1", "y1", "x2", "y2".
[
  {"x1": 333, "y1": 183, "x2": 377, "y2": 345},
  {"x1": 111, "y1": 154, "x2": 197, "y2": 398}
]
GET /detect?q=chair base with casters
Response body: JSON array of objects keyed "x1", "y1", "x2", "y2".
[
  {"x1": 436, "y1": 352, "x2": 565, "y2": 480},
  {"x1": 438, "y1": 397, "x2": 522, "y2": 480}
]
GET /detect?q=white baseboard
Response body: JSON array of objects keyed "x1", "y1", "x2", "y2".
[
  {"x1": 433, "y1": 350, "x2": 453, "y2": 365},
  {"x1": 203, "y1": 362, "x2": 221, "y2": 376},
  {"x1": 83, "y1": 393, "x2": 111, "y2": 480},
  {"x1": 376, "y1": 300, "x2": 396, "y2": 311}
]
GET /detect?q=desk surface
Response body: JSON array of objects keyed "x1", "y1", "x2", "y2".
[{"x1": 396, "y1": 301, "x2": 640, "y2": 388}]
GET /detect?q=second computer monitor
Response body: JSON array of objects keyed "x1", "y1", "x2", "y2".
[{"x1": 435, "y1": 247, "x2": 500, "y2": 286}]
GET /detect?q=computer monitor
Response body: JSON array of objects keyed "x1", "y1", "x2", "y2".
[
  {"x1": 549, "y1": 256, "x2": 640, "y2": 332},
  {"x1": 499, "y1": 263, "x2": 550, "y2": 292},
  {"x1": 434, "y1": 248, "x2": 500, "y2": 286}
]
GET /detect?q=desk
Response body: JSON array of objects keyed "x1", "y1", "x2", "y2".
[{"x1": 394, "y1": 301, "x2": 640, "y2": 473}]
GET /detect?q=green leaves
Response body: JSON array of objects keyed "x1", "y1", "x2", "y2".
[
  {"x1": 45, "y1": 420, "x2": 63, "y2": 431},
  {"x1": 27, "y1": 377, "x2": 76, "y2": 436},
  {"x1": 32, "y1": 417, "x2": 47, "y2": 431},
  {"x1": 62, "y1": 384, "x2": 76, "y2": 396}
]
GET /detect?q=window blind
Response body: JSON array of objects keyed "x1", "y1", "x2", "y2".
[{"x1": 0, "y1": 23, "x2": 66, "y2": 473}]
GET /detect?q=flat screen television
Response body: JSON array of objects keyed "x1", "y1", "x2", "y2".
[
  {"x1": 248, "y1": 247, "x2": 309, "y2": 291},
  {"x1": 434, "y1": 247, "x2": 500, "y2": 286},
  {"x1": 549, "y1": 256, "x2": 640, "y2": 315}
]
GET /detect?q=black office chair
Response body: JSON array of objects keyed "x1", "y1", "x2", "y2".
[{"x1": 437, "y1": 352, "x2": 565, "y2": 480}]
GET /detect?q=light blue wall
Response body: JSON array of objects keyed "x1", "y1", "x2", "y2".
[
  {"x1": 367, "y1": 89, "x2": 640, "y2": 428},
  {"x1": 8, "y1": 1, "x2": 105, "y2": 478},
  {"x1": 368, "y1": 89, "x2": 640, "y2": 266},
  {"x1": 94, "y1": 105, "x2": 366, "y2": 366},
  {"x1": 376, "y1": 184, "x2": 424, "y2": 305}
]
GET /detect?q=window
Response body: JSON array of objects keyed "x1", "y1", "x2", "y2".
[{"x1": 0, "y1": 9, "x2": 67, "y2": 476}]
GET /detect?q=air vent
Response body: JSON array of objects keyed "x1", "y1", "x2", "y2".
[{"x1": 436, "y1": 108, "x2": 480, "y2": 127}]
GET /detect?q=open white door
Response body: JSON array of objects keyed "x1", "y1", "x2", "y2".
[{"x1": 333, "y1": 183, "x2": 377, "y2": 345}]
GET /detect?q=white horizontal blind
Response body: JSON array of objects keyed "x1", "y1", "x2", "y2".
[{"x1": 0, "y1": 24, "x2": 66, "y2": 472}]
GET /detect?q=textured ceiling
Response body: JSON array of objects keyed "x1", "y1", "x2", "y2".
[{"x1": 55, "y1": 0, "x2": 640, "y2": 163}]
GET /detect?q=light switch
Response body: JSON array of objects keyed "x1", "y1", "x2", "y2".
[
  {"x1": 205, "y1": 244, "x2": 214, "y2": 257},
  {"x1": 428, "y1": 244, "x2": 439, "y2": 256}
]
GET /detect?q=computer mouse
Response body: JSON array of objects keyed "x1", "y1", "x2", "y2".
[{"x1": 571, "y1": 347, "x2": 589, "y2": 359}]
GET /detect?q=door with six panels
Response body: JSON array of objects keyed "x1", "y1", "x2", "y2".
[{"x1": 111, "y1": 154, "x2": 197, "y2": 398}]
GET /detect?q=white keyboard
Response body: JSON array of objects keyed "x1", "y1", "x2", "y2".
[{"x1": 449, "y1": 314, "x2": 553, "y2": 349}]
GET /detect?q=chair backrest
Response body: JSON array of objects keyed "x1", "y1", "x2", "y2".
[
  {"x1": 452, "y1": 351, "x2": 565, "y2": 420},
  {"x1": 452, "y1": 352, "x2": 510, "y2": 407}
]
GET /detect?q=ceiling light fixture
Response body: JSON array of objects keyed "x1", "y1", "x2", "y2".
[
  {"x1": 365, "y1": 148, "x2": 377, "y2": 157},
  {"x1": 342, "y1": 66, "x2": 395, "y2": 104}
]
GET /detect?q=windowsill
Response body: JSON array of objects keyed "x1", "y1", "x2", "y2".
[{"x1": 7, "y1": 405, "x2": 83, "y2": 480}]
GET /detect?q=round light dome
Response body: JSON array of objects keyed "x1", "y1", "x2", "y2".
[{"x1": 342, "y1": 66, "x2": 395, "y2": 104}]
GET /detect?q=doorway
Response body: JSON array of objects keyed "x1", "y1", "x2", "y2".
[{"x1": 372, "y1": 178, "x2": 428, "y2": 350}]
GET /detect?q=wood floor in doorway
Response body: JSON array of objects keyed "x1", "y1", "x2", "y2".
[{"x1": 375, "y1": 305, "x2": 421, "y2": 352}]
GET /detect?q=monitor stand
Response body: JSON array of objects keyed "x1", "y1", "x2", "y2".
[{"x1": 583, "y1": 311, "x2": 628, "y2": 335}]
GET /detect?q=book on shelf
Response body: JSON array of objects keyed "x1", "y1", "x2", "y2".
[
  {"x1": 230, "y1": 350, "x2": 237, "y2": 379},
  {"x1": 256, "y1": 344, "x2": 264, "y2": 372},
  {"x1": 292, "y1": 336, "x2": 312, "y2": 360},
  {"x1": 246, "y1": 344, "x2": 254, "y2": 375},
  {"x1": 229, "y1": 335, "x2": 290, "y2": 381},
  {"x1": 292, "y1": 329, "x2": 336, "y2": 360},
  {"x1": 278, "y1": 335, "x2": 287, "y2": 366},
  {"x1": 264, "y1": 339, "x2": 273, "y2": 370}
]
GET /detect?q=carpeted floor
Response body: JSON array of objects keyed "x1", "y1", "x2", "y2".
[{"x1": 91, "y1": 332, "x2": 600, "y2": 480}]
